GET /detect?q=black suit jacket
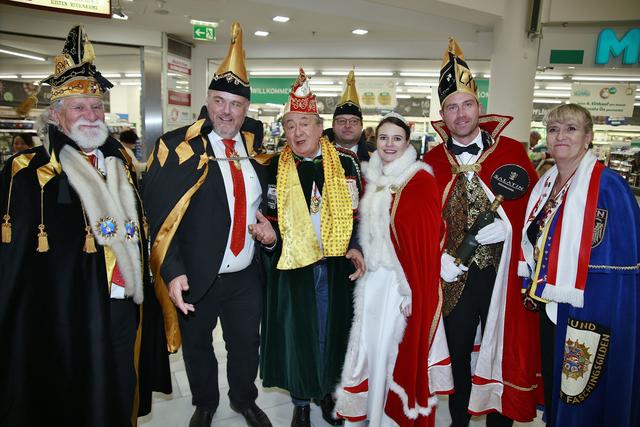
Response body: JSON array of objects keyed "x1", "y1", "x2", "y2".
[{"x1": 144, "y1": 109, "x2": 268, "y2": 304}]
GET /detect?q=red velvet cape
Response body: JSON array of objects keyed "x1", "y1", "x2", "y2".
[
  {"x1": 384, "y1": 169, "x2": 443, "y2": 426},
  {"x1": 423, "y1": 115, "x2": 543, "y2": 422}
]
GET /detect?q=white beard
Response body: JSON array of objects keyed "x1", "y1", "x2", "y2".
[{"x1": 68, "y1": 119, "x2": 109, "y2": 150}]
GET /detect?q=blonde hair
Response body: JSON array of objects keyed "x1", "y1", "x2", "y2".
[{"x1": 544, "y1": 103, "x2": 593, "y2": 133}]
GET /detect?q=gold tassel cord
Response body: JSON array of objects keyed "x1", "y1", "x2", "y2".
[
  {"x1": 84, "y1": 226, "x2": 97, "y2": 253},
  {"x1": 3, "y1": 174, "x2": 15, "y2": 244},
  {"x1": 1, "y1": 215, "x2": 11, "y2": 243},
  {"x1": 81, "y1": 203, "x2": 97, "y2": 253},
  {"x1": 36, "y1": 188, "x2": 49, "y2": 253},
  {"x1": 37, "y1": 224, "x2": 49, "y2": 252}
]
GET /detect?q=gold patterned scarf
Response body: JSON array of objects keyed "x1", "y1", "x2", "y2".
[{"x1": 276, "y1": 137, "x2": 353, "y2": 270}]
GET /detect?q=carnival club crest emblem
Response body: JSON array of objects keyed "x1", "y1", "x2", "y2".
[
  {"x1": 563, "y1": 339, "x2": 592, "y2": 380},
  {"x1": 592, "y1": 208, "x2": 608, "y2": 248},
  {"x1": 560, "y1": 318, "x2": 610, "y2": 405}
]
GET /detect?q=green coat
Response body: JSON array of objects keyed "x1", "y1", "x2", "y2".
[{"x1": 260, "y1": 147, "x2": 362, "y2": 399}]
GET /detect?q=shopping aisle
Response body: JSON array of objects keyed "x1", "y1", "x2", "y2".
[{"x1": 138, "y1": 325, "x2": 545, "y2": 427}]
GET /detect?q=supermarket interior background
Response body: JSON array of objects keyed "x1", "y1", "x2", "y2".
[{"x1": 0, "y1": 0, "x2": 639, "y2": 425}]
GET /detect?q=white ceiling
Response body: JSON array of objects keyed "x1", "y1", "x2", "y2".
[{"x1": 0, "y1": 0, "x2": 638, "y2": 80}]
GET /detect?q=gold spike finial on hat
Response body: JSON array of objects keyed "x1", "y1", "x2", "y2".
[
  {"x1": 339, "y1": 70, "x2": 360, "y2": 106},
  {"x1": 215, "y1": 22, "x2": 249, "y2": 85},
  {"x1": 443, "y1": 37, "x2": 466, "y2": 64}
]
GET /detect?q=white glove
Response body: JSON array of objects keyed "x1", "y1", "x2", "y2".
[
  {"x1": 440, "y1": 252, "x2": 469, "y2": 283},
  {"x1": 476, "y1": 218, "x2": 507, "y2": 245}
]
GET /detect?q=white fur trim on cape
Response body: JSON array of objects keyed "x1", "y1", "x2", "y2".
[
  {"x1": 59, "y1": 145, "x2": 143, "y2": 303},
  {"x1": 358, "y1": 145, "x2": 432, "y2": 297},
  {"x1": 335, "y1": 146, "x2": 438, "y2": 422}
]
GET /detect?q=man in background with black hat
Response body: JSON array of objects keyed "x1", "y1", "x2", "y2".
[
  {"x1": 325, "y1": 70, "x2": 374, "y2": 161},
  {"x1": 144, "y1": 22, "x2": 272, "y2": 427},
  {"x1": 423, "y1": 38, "x2": 541, "y2": 427},
  {"x1": 0, "y1": 25, "x2": 171, "y2": 427}
]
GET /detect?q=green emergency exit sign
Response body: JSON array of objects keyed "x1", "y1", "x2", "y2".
[
  {"x1": 193, "y1": 25, "x2": 216, "y2": 41},
  {"x1": 550, "y1": 49, "x2": 584, "y2": 64}
]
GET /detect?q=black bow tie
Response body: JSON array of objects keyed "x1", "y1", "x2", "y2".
[{"x1": 448, "y1": 142, "x2": 480, "y2": 156}]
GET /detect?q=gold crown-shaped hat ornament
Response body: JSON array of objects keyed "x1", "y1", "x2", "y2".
[
  {"x1": 41, "y1": 25, "x2": 113, "y2": 102},
  {"x1": 283, "y1": 68, "x2": 318, "y2": 116},
  {"x1": 209, "y1": 22, "x2": 251, "y2": 99},
  {"x1": 334, "y1": 70, "x2": 362, "y2": 119},
  {"x1": 437, "y1": 37, "x2": 478, "y2": 105}
]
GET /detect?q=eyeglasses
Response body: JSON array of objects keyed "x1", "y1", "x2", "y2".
[{"x1": 334, "y1": 118, "x2": 361, "y2": 126}]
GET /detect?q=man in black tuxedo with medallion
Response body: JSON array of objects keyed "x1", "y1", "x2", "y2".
[{"x1": 144, "y1": 22, "x2": 272, "y2": 427}]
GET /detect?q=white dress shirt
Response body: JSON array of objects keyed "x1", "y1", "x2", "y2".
[
  {"x1": 208, "y1": 129, "x2": 262, "y2": 273},
  {"x1": 451, "y1": 132, "x2": 483, "y2": 181}
]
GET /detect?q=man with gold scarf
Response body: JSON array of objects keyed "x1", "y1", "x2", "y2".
[
  {"x1": 255, "y1": 68, "x2": 365, "y2": 427},
  {"x1": 423, "y1": 38, "x2": 541, "y2": 426},
  {"x1": 0, "y1": 25, "x2": 171, "y2": 427},
  {"x1": 143, "y1": 22, "x2": 272, "y2": 427}
]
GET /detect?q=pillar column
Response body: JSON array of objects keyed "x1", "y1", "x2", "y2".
[{"x1": 487, "y1": 0, "x2": 540, "y2": 143}]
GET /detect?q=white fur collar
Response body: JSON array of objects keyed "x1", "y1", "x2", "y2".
[
  {"x1": 358, "y1": 146, "x2": 431, "y2": 297},
  {"x1": 59, "y1": 146, "x2": 143, "y2": 303}
]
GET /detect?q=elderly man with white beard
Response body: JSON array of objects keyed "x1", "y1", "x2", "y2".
[{"x1": 0, "y1": 25, "x2": 171, "y2": 427}]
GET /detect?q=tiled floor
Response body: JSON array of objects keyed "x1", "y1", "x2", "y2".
[{"x1": 139, "y1": 326, "x2": 546, "y2": 427}]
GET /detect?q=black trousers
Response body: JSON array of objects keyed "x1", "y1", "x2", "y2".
[
  {"x1": 539, "y1": 308, "x2": 556, "y2": 427},
  {"x1": 443, "y1": 264, "x2": 513, "y2": 427},
  {"x1": 178, "y1": 261, "x2": 262, "y2": 412},
  {"x1": 109, "y1": 298, "x2": 138, "y2": 427}
]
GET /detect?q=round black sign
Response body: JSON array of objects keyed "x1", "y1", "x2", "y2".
[{"x1": 490, "y1": 164, "x2": 529, "y2": 200}]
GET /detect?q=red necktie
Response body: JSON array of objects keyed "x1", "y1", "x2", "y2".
[
  {"x1": 222, "y1": 139, "x2": 246, "y2": 256},
  {"x1": 86, "y1": 152, "x2": 126, "y2": 287}
]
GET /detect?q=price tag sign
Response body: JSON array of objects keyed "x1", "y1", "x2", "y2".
[{"x1": 490, "y1": 164, "x2": 529, "y2": 200}]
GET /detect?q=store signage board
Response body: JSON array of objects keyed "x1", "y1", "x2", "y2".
[
  {"x1": 596, "y1": 28, "x2": 639, "y2": 65},
  {"x1": 356, "y1": 79, "x2": 397, "y2": 109},
  {"x1": 250, "y1": 78, "x2": 294, "y2": 104},
  {"x1": 168, "y1": 90, "x2": 191, "y2": 107},
  {"x1": 539, "y1": 26, "x2": 639, "y2": 68},
  {"x1": 570, "y1": 83, "x2": 637, "y2": 117},
  {"x1": 193, "y1": 25, "x2": 216, "y2": 42},
  {"x1": 4, "y1": 0, "x2": 111, "y2": 18},
  {"x1": 476, "y1": 79, "x2": 489, "y2": 113},
  {"x1": 168, "y1": 55, "x2": 192, "y2": 75}
]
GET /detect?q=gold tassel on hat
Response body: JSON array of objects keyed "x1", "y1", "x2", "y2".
[
  {"x1": 37, "y1": 224, "x2": 49, "y2": 253},
  {"x1": 1, "y1": 214, "x2": 11, "y2": 243},
  {"x1": 82, "y1": 31, "x2": 96, "y2": 63}
]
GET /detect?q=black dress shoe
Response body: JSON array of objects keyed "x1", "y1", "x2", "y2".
[
  {"x1": 189, "y1": 407, "x2": 214, "y2": 427},
  {"x1": 291, "y1": 405, "x2": 311, "y2": 427},
  {"x1": 313, "y1": 394, "x2": 343, "y2": 425},
  {"x1": 231, "y1": 402, "x2": 272, "y2": 427}
]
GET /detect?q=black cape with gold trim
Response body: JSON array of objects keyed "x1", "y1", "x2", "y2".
[
  {"x1": 142, "y1": 106, "x2": 267, "y2": 352},
  {"x1": 0, "y1": 128, "x2": 171, "y2": 426}
]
